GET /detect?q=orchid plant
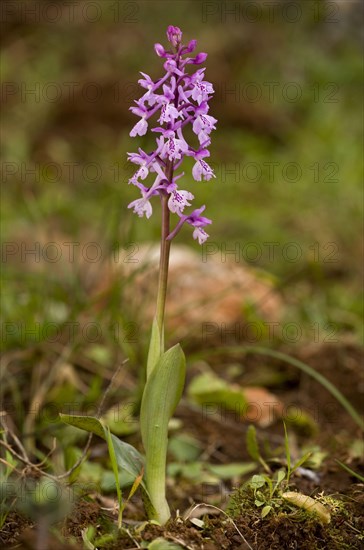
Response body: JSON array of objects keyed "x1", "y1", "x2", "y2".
[{"x1": 61, "y1": 25, "x2": 216, "y2": 526}]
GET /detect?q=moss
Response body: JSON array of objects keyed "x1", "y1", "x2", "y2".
[{"x1": 227, "y1": 484, "x2": 364, "y2": 550}]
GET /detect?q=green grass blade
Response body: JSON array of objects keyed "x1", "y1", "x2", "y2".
[
  {"x1": 246, "y1": 425, "x2": 260, "y2": 461},
  {"x1": 283, "y1": 422, "x2": 291, "y2": 481},
  {"x1": 335, "y1": 459, "x2": 364, "y2": 482},
  {"x1": 292, "y1": 451, "x2": 312, "y2": 473},
  {"x1": 106, "y1": 426, "x2": 123, "y2": 529}
]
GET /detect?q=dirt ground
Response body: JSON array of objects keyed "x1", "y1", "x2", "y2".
[{"x1": 1, "y1": 341, "x2": 363, "y2": 550}]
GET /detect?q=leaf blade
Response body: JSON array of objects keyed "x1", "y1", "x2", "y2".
[
  {"x1": 146, "y1": 316, "x2": 163, "y2": 378},
  {"x1": 60, "y1": 414, "x2": 146, "y2": 491}
]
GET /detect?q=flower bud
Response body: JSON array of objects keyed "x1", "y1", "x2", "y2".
[
  {"x1": 192, "y1": 52, "x2": 208, "y2": 64},
  {"x1": 167, "y1": 25, "x2": 182, "y2": 48},
  {"x1": 185, "y1": 39, "x2": 197, "y2": 53},
  {"x1": 154, "y1": 43, "x2": 166, "y2": 57},
  {"x1": 163, "y1": 58, "x2": 177, "y2": 73}
]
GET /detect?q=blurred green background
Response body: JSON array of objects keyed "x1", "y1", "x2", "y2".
[{"x1": 1, "y1": 0, "x2": 363, "y2": 354}]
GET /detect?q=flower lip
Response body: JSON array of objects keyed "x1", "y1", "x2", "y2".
[
  {"x1": 193, "y1": 227, "x2": 209, "y2": 244},
  {"x1": 128, "y1": 195, "x2": 153, "y2": 219},
  {"x1": 130, "y1": 117, "x2": 148, "y2": 137},
  {"x1": 168, "y1": 188, "x2": 194, "y2": 216}
]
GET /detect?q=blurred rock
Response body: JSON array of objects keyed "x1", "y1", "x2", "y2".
[
  {"x1": 110, "y1": 244, "x2": 283, "y2": 342},
  {"x1": 2, "y1": 232, "x2": 283, "y2": 343}
]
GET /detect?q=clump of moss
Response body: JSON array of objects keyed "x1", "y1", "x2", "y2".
[{"x1": 227, "y1": 482, "x2": 363, "y2": 550}]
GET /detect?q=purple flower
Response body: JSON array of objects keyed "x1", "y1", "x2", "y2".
[
  {"x1": 187, "y1": 206, "x2": 212, "y2": 244},
  {"x1": 191, "y1": 52, "x2": 208, "y2": 65},
  {"x1": 192, "y1": 227, "x2": 209, "y2": 244},
  {"x1": 168, "y1": 188, "x2": 194, "y2": 215},
  {"x1": 127, "y1": 149, "x2": 165, "y2": 186},
  {"x1": 189, "y1": 69, "x2": 214, "y2": 105},
  {"x1": 192, "y1": 149, "x2": 215, "y2": 181},
  {"x1": 128, "y1": 193, "x2": 153, "y2": 218},
  {"x1": 157, "y1": 129, "x2": 189, "y2": 162},
  {"x1": 130, "y1": 116, "x2": 148, "y2": 137},
  {"x1": 167, "y1": 205, "x2": 212, "y2": 243},
  {"x1": 158, "y1": 103, "x2": 180, "y2": 124},
  {"x1": 185, "y1": 205, "x2": 212, "y2": 228},
  {"x1": 182, "y1": 39, "x2": 197, "y2": 55},
  {"x1": 192, "y1": 158, "x2": 215, "y2": 181},
  {"x1": 193, "y1": 106, "x2": 217, "y2": 144},
  {"x1": 154, "y1": 43, "x2": 166, "y2": 57},
  {"x1": 127, "y1": 26, "x2": 217, "y2": 243}
]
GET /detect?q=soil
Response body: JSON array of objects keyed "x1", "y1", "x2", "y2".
[
  {"x1": 1, "y1": 342, "x2": 363, "y2": 549},
  {"x1": 0, "y1": 513, "x2": 33, "y2": 548}
]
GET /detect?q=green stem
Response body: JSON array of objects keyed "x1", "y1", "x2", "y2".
[
  {"x1": 144, "y1": 161, "x2": 174, "y2": 522},
  {"x1": 155, "y1": 196, "x2": 171, "y2": 341},
  {"x1": 155, "y1": 160, "x2": 174, "y2": 351}
]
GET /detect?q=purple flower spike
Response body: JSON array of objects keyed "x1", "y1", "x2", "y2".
[{"x1": 127, "y1": 26, "x2": 217, "y2": 244}]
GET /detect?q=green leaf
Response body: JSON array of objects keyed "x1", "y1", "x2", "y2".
[
  {"x1": 100, "y1": 470, "x2": 135, "y2": 492},
  {"x1": 146, "y1": 316, "x2": 163, "y2": 378},
  {"x1": 63, "y1": 446, "x2": 83, "y2": 483},
  {"x1": 59, "y1": 414, "x2": 146, "y2": 492},
  {"x1": 272, "y1": 468, "x2": 286, "y2": 497},
  {"x1": 284, "y1": 410, "x2": 318, "y2": 437},
  {"x1": 188, "y1": 372, "x2": 247, "y2": 412},
  {"x1": 93, "y1": 534, "x2": 118, "y2": 547},
  {"x1": 261, "y1": 505, "x2": 272, "y2": 518},
  {"x1": 85, "y1": 345, "x2": 112, "y2": 367},
  {"x1": 283, "y1": 422, "x2": 291, "y2": 480},
  {"x1": 127, "y1": 467, "x2": 144, "y2": 501},
  {"x1": 101, "y1": 403, "x2": 138, "y2": 436},
  {"x1": 141, "y1": 344, "x2": 186, "y2": 455},
  {"x1": 207, "y1": 462, "x2": 257, "y2": 480},
  {"x1": 167, "y1": 461, "x2": 204, "y2": 481},
  {"x1": 275, "y1": 468, "x2": 286, "y2": 485},
  {"x1": 168, "y1": 434, "x2": 202, "y2": 462},
  {"x1": 148, "y1": 538, "x2": 184, "y2": 550},
  {"x1": 140, "y1": 344, "x2": 186, "y2": 523},
  {"x1": 262, "y1": 474, "x2": 273, "y2": 498},
  {"x1": 246, "y1": 425, "x2": 270, "y2": 473},
  {"x1": 292, "y1": 451, "x2": 312, "y2": 473},
  {"x1": 348, "y1": 439, "x2": 364, "y2": 460},
  {"x1": 60, "y1": 415, "x2": 105, "y2": 439},
  {"x1": 250, "y1": 474, "x2": 266, "y2": 490},
  {"x1": 246, "y1": 425, "x2": 260, "y2": 461},
  {"x1": 82, "y1": 526, "x2": 96, "y2": 549}
]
